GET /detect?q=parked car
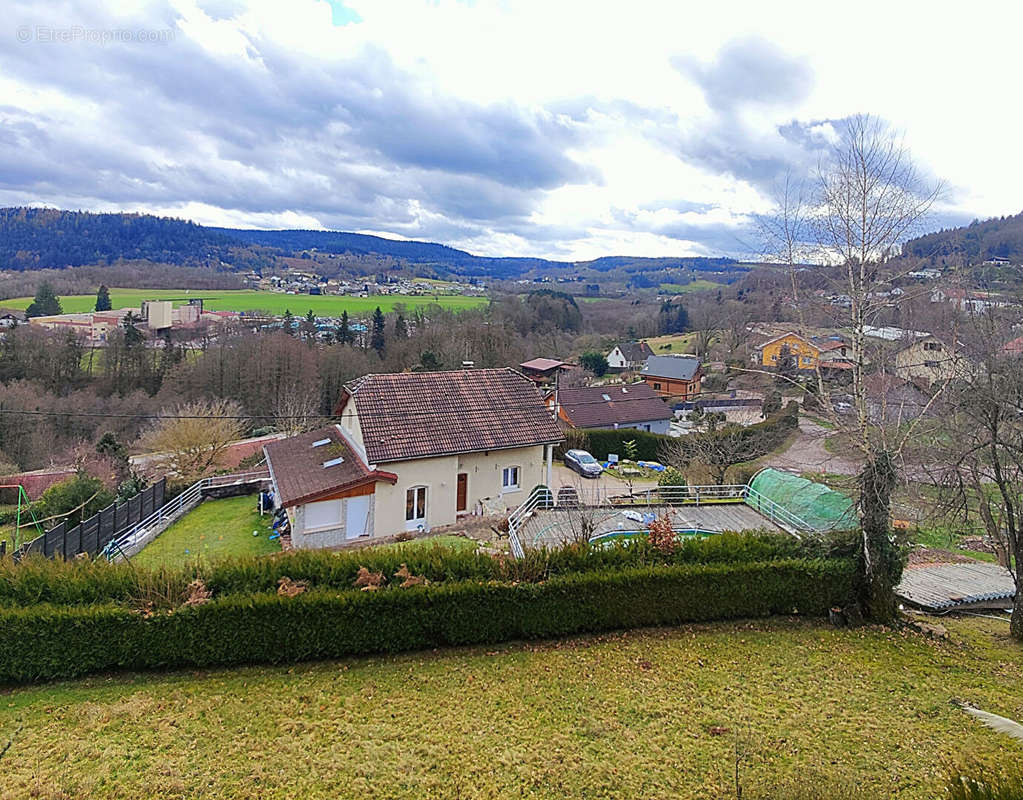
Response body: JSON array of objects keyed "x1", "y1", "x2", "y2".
[{"x1": 564, "y1": 449, "x2": 603, "y2": 478}]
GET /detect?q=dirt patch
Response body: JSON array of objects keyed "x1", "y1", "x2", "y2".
[{"x1": 905, "y1": 547, "x2": 977, "y2": 567}]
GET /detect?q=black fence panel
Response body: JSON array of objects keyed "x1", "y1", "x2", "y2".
[{"x1": 16, "y1": 478, "x2": 167, "y2": 561}]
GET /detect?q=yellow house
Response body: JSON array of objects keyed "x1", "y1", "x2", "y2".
[{"x1": 757, "y1": 333, "x2": 821, "y2": 370}]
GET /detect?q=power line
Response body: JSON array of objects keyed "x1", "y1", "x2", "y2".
[{"x1": 0, "y1": 386, "x2": 717, "y2": 423}]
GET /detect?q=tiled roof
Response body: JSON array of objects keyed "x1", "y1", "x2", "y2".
[
  {"x1": 558, "y1": 382, "x2": 672, "y2": 429},
  {"x1": 614, "y1": 341, "x2": 654, "y2": 362},
  {"x1": 342, "y1": 368, "x2": 564, "y2": 464},
  {"x1": 264, "y1": 425, "x2": 396, "y2": 508},
  {"x1": 520, "y1": 357, "x2": 567, "y2": 372},
  {"x1": 641, "y1": 354, "x2": 701, "y2": 381}
]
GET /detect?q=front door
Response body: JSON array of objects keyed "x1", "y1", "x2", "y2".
[
  {"x1": 346, "y1": 495, "x2": 371, "y2": 539},
  {"x1": 456, "y1": 473, "x2": 468, "y2": 512}
]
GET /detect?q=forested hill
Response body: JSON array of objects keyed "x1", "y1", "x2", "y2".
[
  {"x1": 0, "y1": 208, "x2": 743, "y2": 279},
  {"x1": 903, "y1": 210, "x2": 1023, "y2": 265},
  {"x1": 210, "y1": 227, "x2": 560, "y2": 276},
  {"x1": 0, "y1": 207, "x2": 240, "y2": 270}
]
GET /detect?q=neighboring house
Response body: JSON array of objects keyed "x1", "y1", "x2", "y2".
[
  {"x1": 894, "y1": 335, "x2": 965, "y2": 385},
  {"x1": 864, "y1": 374, "x2": 932, "y2": 424},
  {"x1": 264, "y1": 368, "x2": 564, "y2": 549},
  {"x1": 518, "y1": 357, "x2": 574, "y2": 385},
  {"x1": 640, "y1": 355, "x2": 702, "y2": 401},
  {"x1": 606, "y1": 341, "x2": 654, "y2": 371},
  {"x1": 0, "y1": 309, "x2": 26, "y2": 328},
  {"x1": 553, "y1": 382, "x2": 673, "y2": 435},
  {"x1": 755, "y1": 332, "x2": 853, "y2": 372},
  {"x1": 1001, "y1": 335, "x2": 1023, "y2": 356}
]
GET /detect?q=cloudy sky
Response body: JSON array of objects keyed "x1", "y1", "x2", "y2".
[{"x1": 1, "y1": 0, "x2": 1020, "y2": 260}]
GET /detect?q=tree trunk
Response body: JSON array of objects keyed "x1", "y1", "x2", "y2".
[
  {"x1": 858, "y1": 449, "x2": 901, "y2": 623},
  {"x1": 1012, "y1": 589, "x2": 1023, "y2": 641}
]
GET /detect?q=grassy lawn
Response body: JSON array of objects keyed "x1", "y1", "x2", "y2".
[
  {"x1": 643, "y1": 332, "x2": 697, "y2": 353},
  {"x1": 131, "y1": 495, "x2": 280, "y2": 569},
  {"x1": 660, "y1": 280, "x2": 725, "y2": 293},
  {"x1": 0, "y1": 616, "x2": 1019, "y2": 799},
  {"x1": 369, "y1": 534, "x2": 479, "y2": 554},
  {"x1": 3, "y1": 288, "x2": 488, "y2": 317}
]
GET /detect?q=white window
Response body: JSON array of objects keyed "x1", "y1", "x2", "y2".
[
  {"x1": 405, "y1": 486, "x2": 427, "y2": 526},
  {"x1": 305, "y1": 499, "x2": 342, "y2": 530},
  {"x1": 502, "y1": 466, "x2": 521, "y2": 491}
]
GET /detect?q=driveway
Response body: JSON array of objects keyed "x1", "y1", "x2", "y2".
[
  {"x1": 770, "y1": 417, "x2": 860, "y2": 476},
  {"x1": 551, "y1": 463, "x2": 644, "y2": 492}
]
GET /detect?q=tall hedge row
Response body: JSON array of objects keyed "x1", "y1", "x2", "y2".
[
  {"x1": 0, "y1": 531, "x2": 857, "y2": 608},
  {"x1": 581, "y1": 403, "x2": 799, "y2": 463},
  {"x1": 0, "y1": 558, "x2": 857, "y2": 684}
]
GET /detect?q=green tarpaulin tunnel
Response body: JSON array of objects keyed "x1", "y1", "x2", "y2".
[{"x1": 747, "y1": 468, "x2": 856, "y2": 532}]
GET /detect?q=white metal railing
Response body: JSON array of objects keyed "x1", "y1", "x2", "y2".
[
  {"x1": 103, "y1": 469, "x2": 270, "y2": 560},
  {"x1": 506, "y1": 482, "x2": 819, "y2": 544}
]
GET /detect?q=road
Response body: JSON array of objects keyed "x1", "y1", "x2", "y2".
[{"x1": 770, "y1": 418, "x2": 860, "y2": 476}]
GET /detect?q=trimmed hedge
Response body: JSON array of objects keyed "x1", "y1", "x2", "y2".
[
  {"x1": 581, "y1": 403, "x2": 799, "y2": 462},
  {"x1": 0, "y1": 531, "x2": 859, "y2": 607},
  {"x1": 0, "y1": 558, "x2": 858, "y2": 683}
]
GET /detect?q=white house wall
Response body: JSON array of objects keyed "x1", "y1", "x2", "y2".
[
  {"x1": 373, "y1": 444, "x2": 547, "y2": 536},
  {"x1": 290, "y1": 495, "x2": 377, "y2": 549}
]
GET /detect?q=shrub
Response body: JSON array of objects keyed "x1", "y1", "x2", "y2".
[
  {"x1": 36, "y1": 473, "x2": 115, "y2": 526},
  {"x1": 0, "y1": 558, "x2": 858, "y2": 683},
  {"x1": 658, "y1": 467, "x2": 687, "y2": 487},
  {"x1": 0, "y1": 531, "x2": 858, "y2": 608}
]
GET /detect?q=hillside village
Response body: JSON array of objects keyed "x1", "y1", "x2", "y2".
[{"x1": 3, "y1": 4, "x2": 1023, "y2": 797}]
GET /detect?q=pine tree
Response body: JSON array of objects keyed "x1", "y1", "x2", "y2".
[
  {"x1": 282, "y1": 309, "x2": 294, "y2": 336},
  {"x1": 300, "y1": 309, "x2": 317, "y2": 341},
  {"x1": 337, "y1": 310, "x2": 351, "y2": 345},
  {"x1": 95, "y1": 284, "x2": 112, "y2": 312},
  {"x1": 370, "y1": 306, "x2": 386, "y2": 355},
  {"x1": 25, "y1": 281, "x2": 62, "y2": 318},
  {"x1": 394, "y1": 313, "x2": 407, "y2": 339}
]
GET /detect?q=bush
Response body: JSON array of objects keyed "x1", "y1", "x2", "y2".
[
  {"x1": 36, "y1": 473, "x2": 115, "y2": 526},
  {"x1": 0, "y1": 558, "x2": 858, "y2": 683},
  {"x1": 658, "y1": 467, "x2": 687, "y2": 487},
  {"x1": 0, "y1": 530, "x2": 860, "y2": 608}
]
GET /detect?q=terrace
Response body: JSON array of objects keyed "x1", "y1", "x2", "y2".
[{"x1": 508, "y1": 468, "x2": 855, "y2": 556}]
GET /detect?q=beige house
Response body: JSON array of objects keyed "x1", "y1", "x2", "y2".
[
  {"x1": 894, "y1": 335, "x2": 965, "y2": 385},
  {"x1": 264, "y1": 368, "x2": 563, "y2": 549}
]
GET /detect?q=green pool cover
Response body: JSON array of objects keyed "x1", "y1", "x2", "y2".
[{"x1": 747, "y1": 468, "x2": 856, "y2": 532}]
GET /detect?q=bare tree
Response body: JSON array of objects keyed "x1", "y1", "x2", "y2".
[
  {"x1": 761, "y1": 115, "x2": 944, "y2": 620},
  {"x1": 139, "y1": 399, "x2": 245, "y2": 484},
  {"x1": 271, "y1": 384, "x2": 325, "y2": 436},
  {"x1": 933, "y1": 311, "x2": 1023, "y2": 638},
  {"x1": 660, "y1": 418, "x2": 779, "y2": 486}
]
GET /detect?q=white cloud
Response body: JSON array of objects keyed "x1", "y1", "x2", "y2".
[{"x1": 1, "y1": 0, "x2": 1020, "y2": 260}]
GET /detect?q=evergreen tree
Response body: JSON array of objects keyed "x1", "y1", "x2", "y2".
[
  {"x1": 337, "y1": 310, "x2": 351, "y2": 345},
  {"x1": 122, "y1": 312, "x2": 145, "y2": 347},
  {"x1": 370, "y1": 306, "x2": 386, "y2": 355},
  {"x1": 300, "y1": 309, "x2": 317, "y2": 342},
  {"x1": 25, "y1": 281, "x2": 62, "y2": 318},
  {"x1": 282, "y1": 309, "x2": 294, "y2": 336},
  {"x1": 95, "y1": 284, "x2": 112, "y2": 312},
  {"x1": 394, "y1": 313, "x2": 407, "y2": 340}
]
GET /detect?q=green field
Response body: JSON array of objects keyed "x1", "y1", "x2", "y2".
[
  {"x1": 644, "y1": 332, "x2": 698, "y2": 353},
  {"x1": 0, "y1": 616, "x2": 1019, "y2": 799},
  {"x1": 132, "y1": 495, "x2": 280, "y2": 569},
  {"x1": 3, "y1": 288, "x2": 488, "y2": 317},
  {"x1": 660, "y1": 280, "x2": 725, "y2": 294}
]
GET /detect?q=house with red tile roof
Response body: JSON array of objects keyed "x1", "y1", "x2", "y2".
[
  {"x1": 552, "y1": 382, "x2": 673, "y2": 435},
  {"x1": 264, "y1": 368, "x2": 563, "y2": 548}
]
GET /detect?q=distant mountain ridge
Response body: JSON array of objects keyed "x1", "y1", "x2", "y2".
[
  {"x1": 0, "y1": 207, "x2": 742, "y2": 279},
  {"x1": 903, "y1": 209, "x2": 1023, "y2": 265}
]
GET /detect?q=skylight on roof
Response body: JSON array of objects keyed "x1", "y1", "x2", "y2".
[
  {"x1": 312, "y1": 438, "x2": 331, "y2": 448},
  {"x1": 322, "y1": 457, "x2": 345, "y2": 468},
  {"x1": 601, "y1": 393, "x2": 611, "y2": 401}
]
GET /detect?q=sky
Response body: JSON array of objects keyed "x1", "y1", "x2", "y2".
[{"x1": 1, "y1": 0, "x2": 1020, "y2": 261}]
